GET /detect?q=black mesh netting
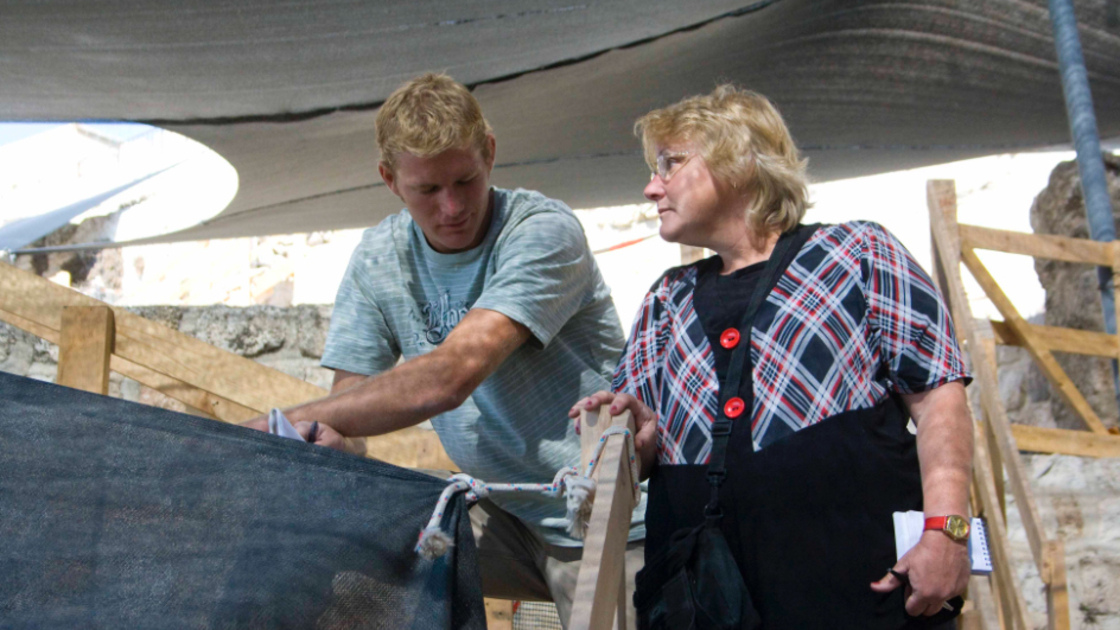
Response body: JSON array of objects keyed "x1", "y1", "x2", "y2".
[{"x1": 0, "y1": 371, "x2": 486, "y2": 630}]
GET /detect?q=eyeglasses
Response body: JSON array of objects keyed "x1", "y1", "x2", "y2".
[{"x1": 653, "y1": 151, "x2": 694, "y2": 183}]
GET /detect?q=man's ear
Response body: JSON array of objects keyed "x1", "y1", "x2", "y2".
[
  {"x1": 484, "y1": 134, "x2": 497, "y2": 172},
  {"x1": 378, "y1": 161, "x2": 401, "y2": 199}
]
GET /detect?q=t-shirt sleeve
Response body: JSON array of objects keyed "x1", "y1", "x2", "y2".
[
  {"x1": 860, "y1": 222, "x2": 971, "y2": 394},
  {"x1": 320, "y1": 247, "x2": 401, "y2": 375},
  {"x1": 472, "y1": 210, "x2": 598, "y2": 348}
]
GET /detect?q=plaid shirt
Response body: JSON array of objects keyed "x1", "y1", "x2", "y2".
[{"x1": 612, "y1": 221, "x2": 969, "y2": 465}]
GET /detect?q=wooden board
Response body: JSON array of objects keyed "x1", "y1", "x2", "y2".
[
  {"x1": 1010, "y1": 424, "x2": 1120, "y2": 458},
  {"x1": 959, "y1": 224, "x2": 1113, "y2": 267},
  {"x1": 57, "y1": 306, "x2": 114, "y2": 395},
  {"x1": 1044, "y1": 540, "x2": 1070, "y2": 630},
  {"x1": 972, "y1": 420, "x2": 1031, "y2": 630},
  {"x1": 570, "y1": 406, "x2": 635, "y2": 630},
  {"x1": 989, "y1": 320, "x2": 1119, "y2": 358},
  {"x1": 0, "y1": 261, "x2": 326, "y2": 413}
]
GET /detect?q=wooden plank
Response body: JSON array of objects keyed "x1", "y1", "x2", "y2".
[
  {"x1": 571, "y1": 407, "x2": 636, "y2": 630},
  {"x1": 972, "y1": 420, "x2": 1031, "y2": 630},
  {"x1": 484, "y1": 599, "x2": 514, "y2": 630},
  {"x1": 1010, "y1": 424, "x2": 1120, "y2": 458},
  {"x1": 961, "y1": 246, "x2": 1110, "y2": 435},
  {"x1": 0, "y1": 306, "x2": 60, "y2": 344},
  {"x1": 57, "y1": 306, "x2": 114, "y2": 395},
  {"x1": 0, "y1": 261, "x2": 326, "y2": 413},
  {"x1": 978, "y1": 339, "x2": 1007, "y2": 519},
  {"x1": 1044, "y1": 540, "x2": 1071, "y2": 630},
  {"x1": 112, "y1": 308, "x2": 326, "y2": 411},
  {"x1": 989, "y1": 320, "x2": 1118, "y2": 358},
  {"x1": 109, "y1": 355, "x2": 258, "y2": 422},
  {"x1": 929, "y1": 180, "x2": 1049, "y2": 573},
  {"x1": 959, "y1": 224, "x2": 1113, "y2": 267}
]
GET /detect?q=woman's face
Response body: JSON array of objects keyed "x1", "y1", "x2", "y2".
[{"x1": 643, "y1": 142, "x2": 743, "y2": 247}]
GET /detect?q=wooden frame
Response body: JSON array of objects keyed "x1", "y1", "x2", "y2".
[
  {"x1": 0, "y1": 260, "x2": 455, "y2": 469},
  {"x1": 929, "y1": 180, "x2": 1071, "y2": 630}
]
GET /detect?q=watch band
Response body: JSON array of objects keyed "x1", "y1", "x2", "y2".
[
  {"x1": 924, "y1": 515, "x2": 969, "y2": 541},
  {"x1": 924, "y1": 516, "x2": 950, "y2": 531}
]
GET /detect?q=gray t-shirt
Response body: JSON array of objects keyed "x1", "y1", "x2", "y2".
[{"x1": 321, "y1": 187, "x2": 644, "y2": 546}]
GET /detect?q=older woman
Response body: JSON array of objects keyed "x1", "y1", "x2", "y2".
[{"x1": 571, "y1": 86, "x2": 973, "y2": 629}]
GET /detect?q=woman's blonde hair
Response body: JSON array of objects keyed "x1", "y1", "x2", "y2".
[
  {"x1": 376, "y1": 73, "x2": 493, "y2": 170},
  {"x1": 634, "y1": 85, "x2": 810, "y2": 234}
]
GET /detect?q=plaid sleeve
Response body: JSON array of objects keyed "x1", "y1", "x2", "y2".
[
  {"x1": 611, "y1": 280, "x2": 670, "y2": 411},
  {"x1": 860, "y1": 222, "x2": 970, "y2": 394}
]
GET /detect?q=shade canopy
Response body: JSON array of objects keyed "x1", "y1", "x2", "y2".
[{"x1": 4, "y1": 0, "x2": 1119, "y2": 243}]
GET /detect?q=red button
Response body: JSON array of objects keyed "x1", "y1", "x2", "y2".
[
  {"x1": 719, "y1": 328, "x2": 740, "y2": 349},
  {"x1": 724, "y1": 397, "x2": 745, "y2": 418}
]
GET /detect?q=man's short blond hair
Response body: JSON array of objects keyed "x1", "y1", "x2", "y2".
[
  {"x1": 635, "y1": 85, "x2": 811, "y2": 234},
  {"x1": 376, "y1": 73, "x2": 493, "y2": 169}
]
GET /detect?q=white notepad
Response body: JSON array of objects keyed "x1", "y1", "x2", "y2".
[{"x1": 892, "y1": 511, "x2": 992, "y2": 575}]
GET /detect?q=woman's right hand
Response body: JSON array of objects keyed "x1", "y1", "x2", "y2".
[{"x1": 569, "y1": 390, "x2": 658, "y2": 477}]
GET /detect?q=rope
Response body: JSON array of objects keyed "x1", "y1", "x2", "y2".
[{"x1": 416, "y1": 426, "x2": 641, "y2": 560}]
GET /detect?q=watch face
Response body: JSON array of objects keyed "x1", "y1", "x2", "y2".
[{"x1": 946, "y1": 515, "x2": 970, "y2": 540}]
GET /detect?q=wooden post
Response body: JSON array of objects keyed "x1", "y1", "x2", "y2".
[
  {"x1": 571, "y1": 405, "x2": 637, "y2": 630},
  {"x1": 484, "y1": 599, "x2": 514, "y2": 630},
  {"x1": 977, "y1": 336, "x2": 1007, "y2": 519},
  {"x1": 1044, "y1": 541, "x2": 1071, "y2": 630},
  {"x1": 57, "y1": 306, "x2": 114, "y2": 395}
]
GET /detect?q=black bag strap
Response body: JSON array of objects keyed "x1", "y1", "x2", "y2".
[{"x1": 704, "y1": 223, "x2": 820, "y2": 521}]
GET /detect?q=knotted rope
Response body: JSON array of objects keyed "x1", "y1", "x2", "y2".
[{"x1": 416, "y1": 426, "x2": 641, "y2": 560}]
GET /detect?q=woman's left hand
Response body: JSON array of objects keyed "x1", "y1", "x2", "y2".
[{"x1": 569, "y1": 390, "x2": 658, "y2": 476}]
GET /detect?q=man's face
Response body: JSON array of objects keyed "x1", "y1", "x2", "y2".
[{"x1": 380, "y1": 136, "x2": 497, "y2": 254}]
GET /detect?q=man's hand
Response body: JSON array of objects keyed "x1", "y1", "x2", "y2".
[
  {"x1": 569, "y1": 390, "x2": 657, "y2": 479},
  {"x1": 294, "y1": 421, "x2": 348, "y2": 452},
  {"x1": 870, "y1": 530, "x2": 970, "y2": 615}
]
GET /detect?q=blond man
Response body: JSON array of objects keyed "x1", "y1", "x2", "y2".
[{"x1": 257, "y1": 73, "x2": 645, "y2": 628}]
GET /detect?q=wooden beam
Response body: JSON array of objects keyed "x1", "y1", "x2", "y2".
[
  {"x1": 972, "y1": 420, "x2": 1031, "y2": 630},
  {"x1": 960, "y1": 224, "x2": 1113, "y2": 267},
  {"x1": 989, "y1": 320, "x2": 1119, "y2": 358},
  {"x1": 1010, "y1": 424, "x2": 1120, "y2": 458},
  {"x1": 977, "y1": 339, "x2": 1007, "y2": 519},
  {"x1": 1044, "y1": 540, "x2": 1071, "y2": 630},
  {"x1": 0, "y1": 262, "x2": 326, "y2": 413},
  {"x1": 961, "y1": 247, "x2": 1110, "y2": 435},
  {"x1": 571, "y1": 406, "x2": 636, "y2": 630},
  {"x1": 57, "y1": 306, "x2": 114, "y2": 395},
  {"x1": 929, "y1": 180, "x2": 1049, "y2": 572},
  {"x1": 484, "y1": 599, "x2": 514, "y2": 630}
]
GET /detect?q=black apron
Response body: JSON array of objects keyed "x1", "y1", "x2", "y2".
[{"x1": 643, "y1": 224, "x2": 942, "y2": 630}]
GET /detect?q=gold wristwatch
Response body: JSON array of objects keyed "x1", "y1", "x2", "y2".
[{"x1": 924, "y1": 515, "x2": 970, "y2": 542}]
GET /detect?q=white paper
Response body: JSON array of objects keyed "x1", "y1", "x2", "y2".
[
  {"x1": 267, "y1": 408, "x2": 306, "y2": 442},
  {"x1": 892, "y1": 511, "x2": 993, "y2": 575}
]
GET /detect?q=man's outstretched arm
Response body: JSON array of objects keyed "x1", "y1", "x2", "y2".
[{"x1": 246, "y1": 308, "x2": 530, "y2": 441}]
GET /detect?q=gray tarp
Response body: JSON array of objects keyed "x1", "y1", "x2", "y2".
[
  {"x1": 0, "y1": 371, "x2": 485, "y2": 629},
  {"x1": 3, "y1": 0, "x2": 1119, "y2": 243}
]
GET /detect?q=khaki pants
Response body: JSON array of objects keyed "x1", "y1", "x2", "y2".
[{"x1": 470, "y1": 498, "x2": 643, "y2": 630}]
